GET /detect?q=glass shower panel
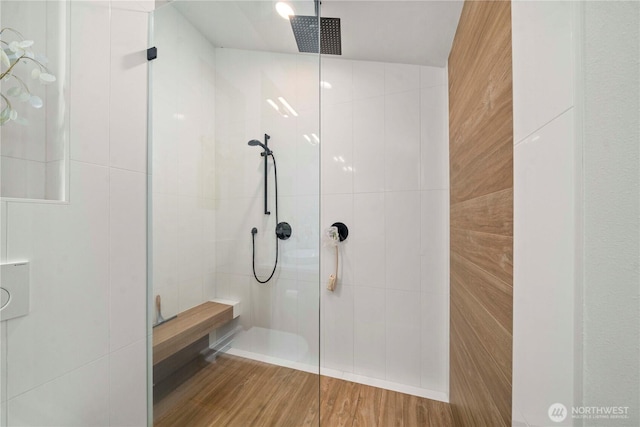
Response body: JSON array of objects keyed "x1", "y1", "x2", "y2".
[{"x1": 149, "y1": 1, "x2": 320, "y2": 424}]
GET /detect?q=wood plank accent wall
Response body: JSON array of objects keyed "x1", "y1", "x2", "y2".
[{"x1": 448, "y1": 1, "x2": 513, "y2": 426}]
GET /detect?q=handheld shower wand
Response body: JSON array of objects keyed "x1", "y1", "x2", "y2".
[
  {"x1": 248, "y1": 134, "x2": 271, "y2": 214},
  {"x1": 247, "y1": 134, "x2": 292, "y2": 284},
  {"x1": 247, "y1": 139, "x2": 272, "y2": 156}
]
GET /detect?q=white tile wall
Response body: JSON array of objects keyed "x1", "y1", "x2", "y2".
[
  {"x1": 353, "y1": 286, "x2": 386, "y2": 379},
  {"x1": 151, "y1": 5, "x2": 217, "y2": 319},
  {"x1": 512, "y1": 2, "x2": 580, "y2": 425},
  {"x1": 1, "y1": 2, "x2": 149, "y2": 425},
  {"x1": 420, "y1": 84, "x2": 449, "y2": 190},
  {"x1": 153, "y1": 31, "x2": 446, "y2": 404},
  {"x1": 320, "y1": 58, "x2": 449, "y2": 398},
  {"x1": 69, "y1": 1, "x2": 110, "y2": 167},
  {"x1": 0, "y1": 158, "x2": 46, "y2": 199},
  {"x1": 353, "y1": 97, "x2": 385, "y2": 193},
  {"x1": 6, "y1": 161, "x2": 111, "y2": 399},
  {"x1": 352, "y1": 61, "x2": 384, "y2": 100},
  {"x1": 7, "y1": 357, "x2": 110, "y2": 427},
  {"x1": 353, "y1": 192, "x2": 385, "y2": 288},
  {"x1": 385, "y1": 191, "x2": 421, "y2": 292},
  {"x1": 513, "y1": 110, "x2": 577, "y2": 427},
  {"x1": 512, "y1": 1, "x2": 574, "y2": 144},
  {"x1": 420, "y1": 290, "x2": 448, "y2": 392},
  {"x1": 109, "y1": 339, "x2": 147, "y2": 426},
  {"x1": 321, "y1": 284, "x2": 354, "y2": 373},
  {"x1": 385, "y1": 63, "x2": 420, "y2": 95},
  {"x1": 109, "y1": 8, "x2": 148, "y2": 173},
  {"x1": 321, "y1": 102, "x2": 354, "y2": 194},
  {"x1": 109, "y1": 168, "x2": 147, "y2": 351},
  {"x1": 385, "y1": 289, "x2": 422, "y2": 387},
  {"x1": 212, "y1": 48, "x2": 320, "y2": 369},
  {"x1": 384, "y1": 91, "x2": 421, "y2": 191}
]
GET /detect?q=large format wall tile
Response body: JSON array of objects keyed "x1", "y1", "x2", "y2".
[
  {"x1": 384, "y1": 91, "x2": 421, "y2": 191},
  {"x1": 512, "y1": 0, "x2": 574, "y2": 144},
  {"x1": 109, "y1": 339, "x2": 147, "y2": 427},
  {"x1": 6, "y1": 161, "x2": 110, "y2": 399},
  {"x1": 7, "y1": 357, "x2": 109, "y2": 427},
  {"x1": 213, "y1": 51, "x2": 449, "y2": 397},
  {"x1": 109, "y1": 8, "x2": 148, "y2": 173},
  {"x1": 319, "y1": 57, "x2": 449, "y2": 397},
  {"x1": 513, "y1": 110, "x2": 575, "y2": 426},
  {"x1": 109, "y1": 168, "x2": 147, "y2": 352},
  {"x1": 448, "y1": 1, "x2": 513, "y2": 425},
  {"x1": 2, "y1": 3, "x2": 149, "y2": 425},
  {"x1": 353, "y1": 97, "x2": 385, "y2": 193},
  {"x1": 69, "y1": 1, "x2": 110, "y2": 166}
]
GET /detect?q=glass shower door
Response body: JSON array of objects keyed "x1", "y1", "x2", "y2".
[{"x1": 148, "y1": 1, "x2": 320, "y2": 424}]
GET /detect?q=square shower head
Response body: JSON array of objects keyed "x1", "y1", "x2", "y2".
[{"x1": 290, "y1": 16, "x2": 342, "y2": 55}]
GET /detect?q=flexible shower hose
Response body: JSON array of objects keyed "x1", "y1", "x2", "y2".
[{"x1": 251, "y1": 153, "x2": 279, "y2": 284}]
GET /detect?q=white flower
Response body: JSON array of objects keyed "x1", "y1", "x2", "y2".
[
  {"x1": 0, "y1": 49, "x2": 10, "y2": 67},
  {"x1": 8, "y1": 41, "x2": 24, "y2": 56},
  {"x1": 7, "y1": 87, "x2": 22, "y2": 97},
  {"x1": 0, "y1": 29, "x2": 57, "y2": 126},
  {"x1": 39, "y1": 73, "x2": 56, "y2": 83},
  {"x1": 29, "y1": 95, "x2": 43, "y2": 109}
]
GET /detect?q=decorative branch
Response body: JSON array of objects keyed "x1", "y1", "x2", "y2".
[{"x1": 0, "y1": 26, "x2": 56, "y2": 126}]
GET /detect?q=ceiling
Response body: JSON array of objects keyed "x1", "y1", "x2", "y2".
[{"x1": 167, "y1": 0, "x2": 463, "y2": 67}]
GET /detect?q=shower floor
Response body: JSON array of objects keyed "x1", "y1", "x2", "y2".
[{"x1": 154, "y1": 354, "x2": 453, "y2": 426}]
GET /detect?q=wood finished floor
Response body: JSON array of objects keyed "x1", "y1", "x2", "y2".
[{"x1": 154, "y1": 354, "x2": 453, "y2": 427}]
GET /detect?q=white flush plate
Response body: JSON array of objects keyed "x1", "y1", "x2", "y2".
[{"x1": 0, "y1": 262, "x2": 30, "y2": 321}]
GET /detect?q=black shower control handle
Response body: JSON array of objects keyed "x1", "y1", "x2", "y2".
[{"x1": 332, "y1": 222, "x2": 349, "y2": 242}]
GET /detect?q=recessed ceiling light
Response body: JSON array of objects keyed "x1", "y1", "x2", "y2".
[{"x1": 276, "y1": 2, "x2": 294, "y2": 20}]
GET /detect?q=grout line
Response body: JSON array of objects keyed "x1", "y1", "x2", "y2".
[
  {"x1": 513, "y1": 106, "x2": 574, "y2": 147},
  {"x1": 107, "y1": 2, "x2": 113, "y2": 425},
  {"x1": 0, "y1": 155, "x2": 49, "y2": 164},
  {"x1": 449, "y1": 226, "x2": 513, "y2": 239},
  {"x1": 4, "y1": 353, "x2": 110, "y2": 404}
]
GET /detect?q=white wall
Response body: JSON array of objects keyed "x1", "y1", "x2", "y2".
[
  {"x1": 0, "y1": 1, "x2": 150, "y2": 425},
  {"x1": 513, "y1": 3, "x2": 640, "y2": 426},
  {"x1": 512, "y1": 2, "x2": 581, "y2": 426},
  {"x1": 213, "y1": 48, "x2": 321, "y2": 367},
  {"x1": 319, "y1": 58, "x2": 449, "y2": 400},
  {"x1": 151, "y1": 4, "x2": 217, "y2": 321},
  {"x1": 582, "y1": 2, "x2": 639, "y2": 425}
]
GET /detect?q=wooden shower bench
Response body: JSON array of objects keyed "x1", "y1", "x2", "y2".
[{"x1": 152, "y1": 300, "x2": 239, "y2": 365}]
